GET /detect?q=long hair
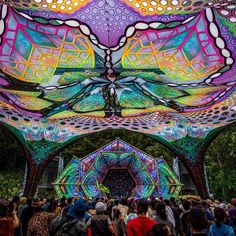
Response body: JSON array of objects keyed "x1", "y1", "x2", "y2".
[
  {"x1": 0, "y1": 204, "x2": 8, "y2": 218},
  {"x1": 155, "y1": 202, "x2": 167, "y2": 220},
  {"x1": 137, "y1": 198, "x2": 149, "y2": 214}
]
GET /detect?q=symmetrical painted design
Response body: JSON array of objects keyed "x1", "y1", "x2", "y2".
[
  {"x1": 0, "y1": 1, "x2": 235, "y2": 198},
  {"x1": 53, "y1": 139, "x2": 182, "y2": 199}
]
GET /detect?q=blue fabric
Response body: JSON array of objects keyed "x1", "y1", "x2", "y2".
[
  {"x1": 68, "y1": 199, "x2": 88, "y2": 220},
  {"x1": 208, "y1": 224, "x2": 234, "y2": 236},
  {"x1": 205, "y1": 209, "x2": 214, "y2": 221},
  {"x1": 84, "y1": 212, "x2": 91, "y2": 223}
]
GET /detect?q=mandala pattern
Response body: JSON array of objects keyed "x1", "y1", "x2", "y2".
[
  {"x1": 103, "y1": 169, "x2": 136, "y2": 198},
  {"x1": 53, "y1": 139, "x2": 182, "y2": 198}
]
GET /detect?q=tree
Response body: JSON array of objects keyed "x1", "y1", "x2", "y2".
[{"x1": 205, "y1": 124, "x2": 236, "y2": 201}]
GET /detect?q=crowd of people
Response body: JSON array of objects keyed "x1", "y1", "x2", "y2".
[{"x1": 0, "y1": 195, "x2": 235, "y2": 236}]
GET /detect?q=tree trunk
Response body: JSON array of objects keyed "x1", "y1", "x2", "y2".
[
  {"x1": 24, "y1": 163, "x2": 46, "y2": 197},
  {"x1": 181, "y1": 158, "x2": 210, "y2": 199}
]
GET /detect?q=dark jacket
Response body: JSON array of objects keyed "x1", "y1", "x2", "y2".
[{"x1": 49, "y1": 214, "x2": 87, "y2": 236}]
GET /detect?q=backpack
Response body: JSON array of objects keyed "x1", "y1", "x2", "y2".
[
  {"x1": 50, "y1": 215, "x2": 86, "y2": 236},
  {"x1": 90, "y1": 215, "x2": 112, "y2": 236},
  {"x1": 53, "y1": 220, "x2": 78, "y2": 236}
]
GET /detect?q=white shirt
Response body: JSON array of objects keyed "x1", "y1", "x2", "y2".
[{"x1": 165, "y1": 205, "x2": 176, "y2": 227}]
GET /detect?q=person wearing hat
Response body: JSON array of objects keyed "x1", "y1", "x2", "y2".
[
  {"x1": 87, "y1": 201, "x2": 117, "y2": 236},
  {"x1": 49, "y1": 198, "x2": 88, "y2": 236}
]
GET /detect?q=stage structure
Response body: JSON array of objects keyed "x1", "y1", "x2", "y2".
[
  {"x1": 0, "y1": 1, "x2": 235, "y2": 198},
  {"x1": 53, "y1": 139, "x2": 182, "y2": 199}
]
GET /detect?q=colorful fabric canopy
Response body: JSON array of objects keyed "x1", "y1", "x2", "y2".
[{"x1": 0, "y1": 1, "x2": 235, "y2": 197}]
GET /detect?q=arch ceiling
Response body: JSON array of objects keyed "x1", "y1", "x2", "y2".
[{"x1": 0, "y1": 0, "x2": 235, "y2": 197}]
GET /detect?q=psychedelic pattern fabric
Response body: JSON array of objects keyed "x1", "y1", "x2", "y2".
[{"x1": 53, "y1": 139, "x2": 182, "y2": 199}]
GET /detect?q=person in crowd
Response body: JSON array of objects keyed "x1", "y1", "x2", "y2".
[
  {"x1": 113, "y1": 208, "x2": 126, "y2": 236},
  {"x1": 206, "y1": 199, "x2": 215, "y2": 218},
  {"x1": 48, "y1": 199, "x2": 61, "y2": 214},
  {"x1": 88, "y1": 200, "x2": 97, "y2": 216},
  {"x1": 59, "y1": 196, "x2": 68, "y2": 209},
  {"x1": 189, "y1": 207, "x2": 208, "y2": 236},
  {"x1": 0, "y1": 200, "x2": 19, "y2": 236},
  {"x1": 181, "y1": 200, "x2": 192, "y2": 236},
  {"x1": 42, "y1": 198, "x2": 51, "y2": 212},
  {"x1": 18, "y1": 197, "x2": 27, "y2": 219},
  {"x1": 116, "y1": 198, "x2": 129, "y2": 219},
  {"x1": 62, "y1": 197, "x2": 74, "y2": 216},
  {"x1": 11, "y1": 196, "x2": 20, "y2": 208},
  {"x1": 228, "y1": 198, "x2": 236, "y2": 233},
  {"x1": 87, "y1": 201, "x2": 116, "y2": 236},
  {"x1": 127, "y1": 198, "x2": 156, "y2": 236},
  {"x1": 154, "y1": 202, "x2": 176, "y2": 236},
  {"x1": 20, "y1": 198, "x2": 34, "y2": 236},
  {"x1": 111, "y1": 199, "x2": 120, "y2": 220},
  {"x1": 208, "y1": 207, "x2": 234, "y2": 236},
  {"x1": 8, "y1": 200, "x2": 21, "y2": 236},
  {"x1": 151, "y1": 224, "x2": 172, "y2": 236},
  {"x1": 170, "y1": 197, "x2": 183, "y2": 236},
  {"x1": 219, "y1": 199, "x2": 228, "y2": 210},
  {"x1": 164, "y1": 199, "x2": 176, "y2": 229},
  {"x1": 17, "y1": 197, "x2": 28, "y2": 235},
  {"x1": 202, "y1": 200, "x2": 214, "y2": 223},
  {"x1": 124, "y1": 205, "x2": 138, "y2": 225},
  {"x1": 27, "y1": 205, "x2": 56, "y2": 236},
  {"x1": 148, "y1": 199, "x2": 157, "y2": 220},
  {"x1": 49, "y1": 198, "x2": 88, "y2": 236}
]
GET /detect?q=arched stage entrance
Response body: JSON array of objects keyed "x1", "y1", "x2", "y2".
[{"x1": 53, "y1": 139, "x2": 182, "y2": 199}]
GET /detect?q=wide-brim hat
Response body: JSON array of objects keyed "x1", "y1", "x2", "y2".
[
  {"x1": 68, "y1": 199, "x2": 88, "y2": 219},
  {"x1": 182, "y1": 195, "x2": 201, "y2": 204}
]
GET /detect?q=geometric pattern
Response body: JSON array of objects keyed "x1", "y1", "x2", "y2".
[
  {"x1": 0, "y1": 1, "x2": 235, "y2": 198},
  {"x1": 122, "y1": 13, "x2": 225, "y2": 82},
  {"x1": 0, "y1": 11, "x2": 94, "y2": 84},
  {"x1": 9, "y1": 0, "x2": 90, "y2": 13},
  {"x1": 103, "y1": 169, "x2": 136, "y2": 198},
  {"x1": 53, "y1": 139, "x2": 182, "y2": 199}
]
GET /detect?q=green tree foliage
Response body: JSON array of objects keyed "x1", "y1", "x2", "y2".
[
  {"x1": 61, "y1": 130, "x2": 173, "y2": 165},
  {"x1": 205, "y1": 124, "x2": 236, "y2": 201},
  {"x1": 0, "y1": 170, "x2": 24, "y2": 199}
]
